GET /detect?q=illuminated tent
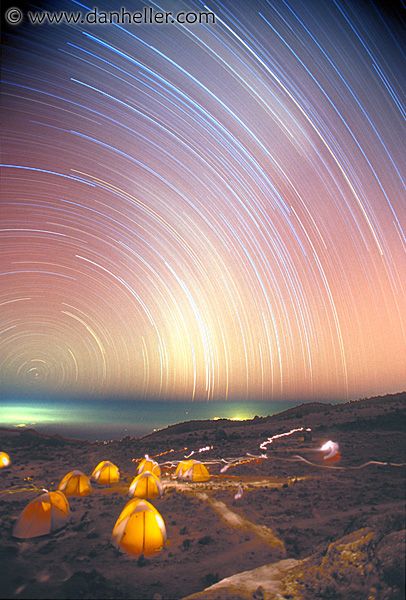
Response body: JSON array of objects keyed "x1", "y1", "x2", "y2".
[
  {"x1": 137, "y1": 456, "x2": 161, "y2": 477},
  {"x1": 0, "y1": 452, "x2": 11, "y2": 469},
  {"x1": 91, "y1": 460, "x2": 120, "y2": 485},
  {"x1": 129, "y1": 471, "x2": 163, "y2": 499},
  {"x1": 112, "y1": 498, "x2": 166, "y2": 557},
  {"x1": 13, "y1": 490, "x2": 70, "y2": 539},
  {"x1": 58, "y1": 470, "x2": 92, "y2": 497},
  {"x1": 176, "y1": 459, "x2": 210, "y2": 482},
  {"x1": 174, "y1": 459, "x2": 194, "y2": 478}
]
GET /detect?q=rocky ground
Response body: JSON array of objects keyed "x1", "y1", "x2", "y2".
[{"x1": 0, "y1": 392, "x2": 405, "y2": 599}]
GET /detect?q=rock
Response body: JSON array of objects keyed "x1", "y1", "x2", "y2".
[
  {"x1": 282, "y1": 528, "x2": 379, "y2": 599},
  {"x1": 376, "y1": 530, "x2": 406, "y2": 588},
  {"x1": 184, "y1": 528, "x2": 403, "y2": 600},
  {"x1": 184, "y1": 559, "x2": 299, "y2": 599}
]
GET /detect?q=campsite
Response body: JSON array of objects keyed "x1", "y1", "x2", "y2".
[{"x1": 0, "y1": 393, "x2": 405, "y2": 599}]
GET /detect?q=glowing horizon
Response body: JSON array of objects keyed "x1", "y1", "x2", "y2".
[{"x1": 1, "y1": 1, "x2": 405, "y2": 402}]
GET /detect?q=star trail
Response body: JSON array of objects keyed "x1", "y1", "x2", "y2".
[{"x1": 1, "y1": 0, "x2": 405, "y2": 402}]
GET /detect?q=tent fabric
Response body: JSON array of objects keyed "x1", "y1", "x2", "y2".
[
  {"x1": 137, "y1": 457, "x2": 161, "y2": 477},
  {"x1": 174, "y1": 459, "x2": 194, "y2": 478},
  {"x1": 91, "y1": 460, "x2": 120, "y2": 484},
  {"x1": 0, "y1": 452, "x2": 11, "y2": 469},
  {"x1": 112, "y1": 498, "x2": 166, "y2": 557},
  {"x1": 13, "y1": 491, "x2": 70, "y2": 539},
  {"x1": 129, "y1": 471, "x2": 163, "y2": 499},
  {"x1": 58, "y1": 470, "x2": 92, "y2": 496},
  {"x1": 176, "y1": 459, "x2": 210, "y2": 482}
]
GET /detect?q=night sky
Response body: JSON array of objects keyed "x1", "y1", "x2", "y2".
[{"x1": 1, "y1": 0, "x2": 405, "y2": 403}]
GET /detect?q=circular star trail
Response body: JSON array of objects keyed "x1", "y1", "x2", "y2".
[{"x1": 1, "y1": 0, "x2": 405, "y2": 401}]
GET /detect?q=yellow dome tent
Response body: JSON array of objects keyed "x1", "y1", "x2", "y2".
[
  {"x1": 58, "y1": 470, "x2": 92, "y2": 497},
  {"x1": 174, "y1": 459, "x2": 194, "y2": 478},
  {"x1": 0, "y1": 452, "x2": 11, "y2": 469},
  {"x1": 91, "y1": 460, "x2": 120, "y2": 485},
  {"x1": 137, "y1": 456, "x2": 161, "y2": 477},
  {"x1": 129, "y1": 471, "x2": 163, "y2": 499},
  {"x1": 13, "y1": 490, "x2": 70, "y2": 539},
  {"x1": 112, "y1": 498, "x2": 166, "y2": 557},
  {"x1": 177, "y1": 459, "x2": 210, "y2": 482}
]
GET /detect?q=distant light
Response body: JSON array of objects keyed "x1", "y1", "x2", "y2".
[
  {"x1": 2, "y1": 406, "x2": 57, "y2": 427},
  {"x1": 212, "y1": 415, "x2": 249, "y2": 422},
  {"x1": 320, "y1": 440, "x2": 337, "y2": 453},
  {"x1": 260, "y1": 427, "x2": 307, "y2": 451},
  {"x1": 320, "y1": 440, "x2": 340, "y2": 462}
]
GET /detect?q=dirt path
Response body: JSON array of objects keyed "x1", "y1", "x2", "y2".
[{"x1": 174, "y1": 485, "x2": 286, "y2": 556}]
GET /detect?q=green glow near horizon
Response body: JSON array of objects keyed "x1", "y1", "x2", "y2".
[{"x1": 1, "y1": 405, "x2": 65, "y2": 426}]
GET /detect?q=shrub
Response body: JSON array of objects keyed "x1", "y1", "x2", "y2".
[
  {"x1": 198, "y1": 535, "x2": 214, "y2": 545},
  {"x1": 202, "y1": 573, "x2": 219, "y2": 586}
]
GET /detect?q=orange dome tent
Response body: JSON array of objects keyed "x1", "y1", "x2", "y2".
[
  {"x1": 112, "y1": 498, "x2": 166, "y2": 557},
  {"x1": 129, "y1": 471, "x2": 163, "y2": 499},
  {"x1": 177, "y1": 459, "x2": 210, "y2": 482},
  {"x1": 91, "y1": 460, "x2": 120, "y2": 485},
  {"x1": 58, "y1": 470, "x2": 92, "y2": 496},
  {"x1": 137, "y1": 456, "x2": 161, "y2": 477},
  {"x1": 13, "y1": 491, "x2": 70, "y2": 539},
  {"x1": 0, "y1": 452, "x2": 11, "y2": 469}
]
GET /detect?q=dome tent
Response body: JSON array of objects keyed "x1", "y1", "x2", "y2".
[
  {"x1": 0, "y1": 452, "x2": 11, "y2": 469},
  {"x1": 112, "y1": 498, "x2": 166, "y2": 557},
  {"x1": 91, "y1": 460, "x2": 120, "y2": 485},
  {"x1": 176, "y1": 459, "x2": 210, "y2": 482},
  {"x1": 129, "y1": 471, "x2": 163, "y2": 499},
  {"x1": 58, "y1": 470, "x2": 92, "y2": 496},
  {"x1": 137, "y1": 455, "x2": 161, "y2": 477},
  {"x1": 13, "y1": 490, "x2": 70, "y2": 539},
  {"x1": 174, "y1": 459, "x2": 194, "y2": 478}
]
